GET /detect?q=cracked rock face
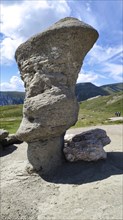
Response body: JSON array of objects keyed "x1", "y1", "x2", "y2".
[{"x1": 15, "y1": 17, "x2": 99, "y2": 174}]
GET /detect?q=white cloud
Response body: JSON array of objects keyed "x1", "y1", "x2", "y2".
[
  {"x1": 70, "y1": 1, "x2": 99, "y2": 30},
  {"x1": 84, "y1": 43, "x2": 123, "y2": 83},
  {"x1": 68, "y1": 0, "x2": 122, "y2": 85},
  {"x1": 86, "y1": 2, "x2": 91, "y2": 12},
  {"x1": 0, "y1": 76, "x2": 24, "y2": 91},
  {"x1": 77, "y1": 71, "x2": 98, "y2": 84},
  {"x1": 102, "y1": 63, "x2": 123, "y2": 82},
  {"x1": 1, "y1": 37, "x2": 23, "y2": 65},
  {"x1": 87, "y1": 44, "x2": 122, "y2": 65},
  {"x1": 0, "y1": 0, "x2": 71, "y2": 64}
]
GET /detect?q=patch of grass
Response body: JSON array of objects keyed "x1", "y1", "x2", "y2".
[
  {"x1": 0, "y1": 119, "x2": 22, "y2": 134},
  {"x1": 73, "y1": 93, "x2": 123, "y2": 128},
  {"x1": 0, "y1": 104, "x2": 23, "y2": 118},
  {"x1": 0, "y1": 104, "x2": 23, "y2": 133}
]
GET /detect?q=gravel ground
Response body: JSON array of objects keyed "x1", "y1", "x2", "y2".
[{"x1": 1, "y1": 124, "x2": 123, "y2": 220}]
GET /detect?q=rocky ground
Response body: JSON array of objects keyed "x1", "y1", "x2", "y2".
[{"x1": 1, "y1": 124, "x2": 123, "y2": 220}]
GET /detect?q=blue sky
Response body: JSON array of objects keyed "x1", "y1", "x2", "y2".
[{"x1": 0, "y1": 0, "x2": 123, "y2": 91}]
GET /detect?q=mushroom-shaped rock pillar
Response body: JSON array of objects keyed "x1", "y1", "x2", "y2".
[{"x1": 15, "y1": 17, "x2": 99, "y2": 174}]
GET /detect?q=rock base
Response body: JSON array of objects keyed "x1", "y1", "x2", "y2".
[{"x1": 27, "y1": 136, "x2": 64, "y2": 174}]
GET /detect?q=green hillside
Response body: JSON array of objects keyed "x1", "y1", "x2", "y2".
[
  {"x1": 75, "y1": 92, "x2": 123, "y2": 127},
  {"x1": 0, "y1": 104, "x2": 23, "y2": 133},
  {"x1": 75, "y1": 82, "x2": 123, "y2": 101},
  {"x1": 0, "y1": 92, "x2": 123, "y2": 133}
]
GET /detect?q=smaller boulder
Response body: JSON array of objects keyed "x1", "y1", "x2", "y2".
[
  {"x1": 2, "y1": 134, "x2": 23, "y2": 147},
  {"x1": 0, "y1": 129, "x2": 9, "y2": 140},
  {"x1": 0, "y1": 129, "x2": 22, "y2": 151},
  {"x1": 64, "y1": 129, "x2": 111, "y2": 162},
  {"x1": 0, "y1": 129, "x2": 9, "y2": 152}
]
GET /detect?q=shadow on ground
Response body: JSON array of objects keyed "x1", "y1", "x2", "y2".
[
  {"x1": 0, "y1": 145, "x2": 17, "y2": 157},
  {"x1": 41, "y1": 152, "x2": 123, "y2": 185}
]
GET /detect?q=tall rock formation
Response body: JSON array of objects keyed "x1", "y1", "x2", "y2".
[{"x1": 15, "y1": 17, "x2": 99, "y2": 174}]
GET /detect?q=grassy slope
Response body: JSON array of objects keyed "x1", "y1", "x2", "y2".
[
  {"x1": 74, "y1": 92, "x2": 123, "y2": 128},
  {"x1": 0, "y1": 105, "x2": 23, "y2": 133},
  {"x1": 0, "y1": 92, "x2": 123, "y2": 133}
]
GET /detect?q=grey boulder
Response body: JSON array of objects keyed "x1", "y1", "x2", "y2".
[{"x1": 64, "y1": 129, "x2": 111, "y2": 162}]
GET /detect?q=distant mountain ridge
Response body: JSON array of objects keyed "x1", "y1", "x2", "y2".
[
  {"x1": 0, "y1": 82, "x2": 123, "y2": 105},
  {"x1": 75, "y1": 82, "x2": 108, "y2": 102},
  {"x1": 100, "y1": 83, "x2": 123, "y2": 94},
  {"x1": 0, "y1": 91, "x2": 25, "y2": 106}
]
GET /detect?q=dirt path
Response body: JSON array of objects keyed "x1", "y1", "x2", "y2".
[
  {"x1": 1, "y1": 125, "x2": 123, "y2": 220},
  {"x1": 108, "y1": 117, "x2": 123, "y2": 122}
]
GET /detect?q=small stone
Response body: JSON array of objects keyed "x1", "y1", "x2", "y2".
[
  {"x1": 4, "y1": 134, "x2": 22, "y2": 146},
  {"x1": 0, "y1": 129, "x2": 9, "y2": 140},
  {"x1": 0, "y1": 134, "x2": 22, "y2": 147}
]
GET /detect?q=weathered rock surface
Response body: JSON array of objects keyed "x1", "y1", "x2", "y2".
[
  {"x1": 15, "y1": 17, "x2": 99, "y2": 174},
  {"x1": 64, "y1": 129, "x2": 111, "y2": 162},
  {"x1": 27, "y1": 136, "x2": 64, "y2": 173}
]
